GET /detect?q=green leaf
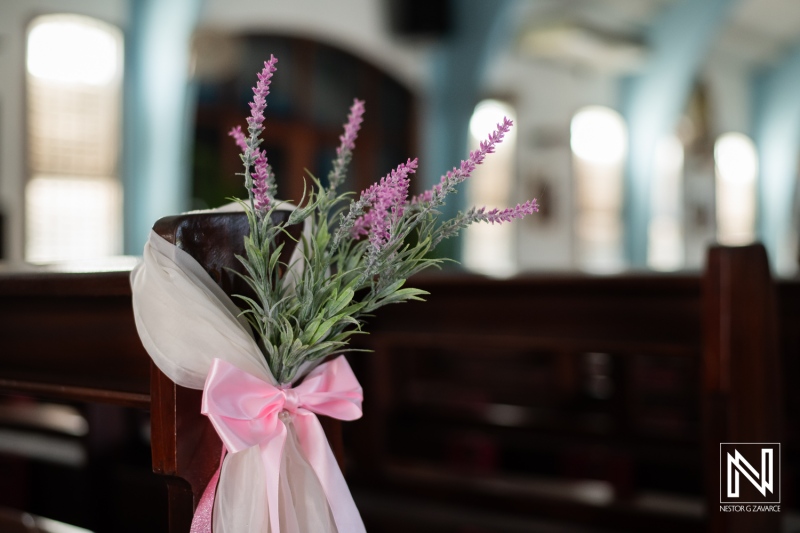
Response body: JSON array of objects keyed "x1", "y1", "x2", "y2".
[
  {"x1": 375, "y1": 278, "x2": 406, "y2": 299},
  {"x1": 310, "y1": 314, "x2": 346, "y2": 344},
  {"x1": 378, "y1": 287, "x2": 428, "y2": 305},
  {"x1": 268, "y1": 243, "x2": 285, "y2": 274},
  {"x1": 233, "y1": 294, "x2": 265, "y2": 316}
]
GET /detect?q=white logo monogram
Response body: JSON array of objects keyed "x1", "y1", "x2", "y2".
[
  {"x1": 720, "y1": 443, "x2": 780, "y2": 504},
  {"x1": 727, "y1": 449, "x2": 773, "y2": 498}
]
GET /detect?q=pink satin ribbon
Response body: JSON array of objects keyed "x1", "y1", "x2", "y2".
[
  {"x1": 190, "y1": 448, "x2": 224, "y2": 533},
  {"x1": 192, "y1": 356, "x2": 366, "y2": 533}
]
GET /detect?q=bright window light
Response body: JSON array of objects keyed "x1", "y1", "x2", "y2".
[
  {"x1": 570, "y1": 106, "x2": 627, "y2": 165},
  {"x1": 715, "y1": 132, "x2": 758, "y2": 185},
  {"x1": 469, "y1": 99, "x2": 516, "y2": 142},
  {"x1": 464, "y1": 99, "x2": 518, "y2": 277},
  {"x1": 715, "y1": 132, "x2": 758, "y2": 245},
  {"x1": 26, "y1": 176, "x2": 123, "y2": 263},
  {"x1": 27, "y1": 15, "x2": 120, "y2": 86},
  {"x1": 25, "y1": 15, "x2": 123, "y2": 264},
  {"x1": 572, "y1": 106, "x2": 627, "y2": 273}
]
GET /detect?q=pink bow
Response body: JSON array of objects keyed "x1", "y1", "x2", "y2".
[{"x1": 197, "y1": 356, "x2": 365, "y2": 533}]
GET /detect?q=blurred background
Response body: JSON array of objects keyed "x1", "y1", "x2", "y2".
[
  {"x1": 2, "y1": 2, "x2": 800, "y2": 532},
  {"x1": 2, "y1": 0, "x2": 799, "y2": 277}
]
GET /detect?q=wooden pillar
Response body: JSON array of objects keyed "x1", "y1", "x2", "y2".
[{"x1": 702, "y1": 244, "x2": 782, "y2": 532}]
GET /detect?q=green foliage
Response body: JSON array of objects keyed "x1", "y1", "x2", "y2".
[{"x1": 234, "y1": 173, "x2": 447, "y2": 384}]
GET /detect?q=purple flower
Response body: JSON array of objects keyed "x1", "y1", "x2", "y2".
[
  {"x1": 228, "y1": 125, "x2": 248, "y2": 153},
  {"x1": 328, "y1": 99, "x2": 365, "y2": 193},
  {"x1": 253, "y1": 149, "x2": 273, "y2": 211},
  {"x1": 340, "y1": 99, "x2": 365, "y2": 153},
  {"x1": 432, "y1": 199, "x2": 539, "y2": 246},
  {"x1": 247, "y1": 56, "x2": 278, "y2": 136},
  {"x1": 479, "y1": 200, "x2": 539, "y2": 224},
  {"x1": 351, "y1": 158, "x2": 417, "y2": 242},
  {"x1": 350, "y1": 158, "x2": 417, "y2": 273},
  {"x1": 411, "y1": 117, "x2": 513, "y2": 206},
  {"x1": 228, "y1": 56, "x2": 279, "y2": 213}
]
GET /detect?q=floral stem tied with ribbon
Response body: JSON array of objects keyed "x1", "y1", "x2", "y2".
[{"x1": 133, "y1": 54, "x2": 540, "y2": 533}]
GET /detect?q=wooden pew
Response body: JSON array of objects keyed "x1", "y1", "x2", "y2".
[
  {"x1": 0, "y1": 266, "x2": 157, "y2": 532},
  {"x1": 346, "y1": 244, "x2": 787, "y2": 533},
  {"x1": 0, "y1": 243, "x2": 792, "y2": 532},
  {"x1": 0, "y1": 267, "x2": 149, "y2": 406},
  {"x1": 703, "y1": 245, "x2": 782, "y2": 533}
]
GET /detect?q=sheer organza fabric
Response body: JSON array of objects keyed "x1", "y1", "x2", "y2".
[{"x1": 130, "y1": 205, "x2": 340, "y2": 533}]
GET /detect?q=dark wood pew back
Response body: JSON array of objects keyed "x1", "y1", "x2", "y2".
[
  {"x1": 347, "y1": 244, "x2": 786, "y2": 533},
  {"x1": 703, "y1": 245, "x2": 782, "y2": 533},
  {"x1": 0, "y1": 243, "x2": 792, "y2": 533},
  {"x1": 0, "y1": 269, "x2": 149, "y2": 406}
]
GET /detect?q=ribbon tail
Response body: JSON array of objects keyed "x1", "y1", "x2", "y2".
[
  {"x1": 190, "y1": 447, "x2": 227, "y2": 533},
  {"x1": 260, "y1": 424, "x2": 288, "y2": 533},
  {"x1": 293, "y1": 412, "x2": 366, "y2": 533}
]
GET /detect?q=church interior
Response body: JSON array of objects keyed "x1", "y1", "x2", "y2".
[{"x1": 1, "y1": 0, "x2": 799, "y2": 531}]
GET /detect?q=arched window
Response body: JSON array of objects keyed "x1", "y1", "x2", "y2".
[
  {"x1": 570, "y1": 106, "x2": 627, "y2": 273},
  {"x1": 189, "y1": 34, "x2": 415, "y2": 210},
  {"x1": 462, "y1": 98, "x2": 518, "y2": 277},
  {"x1": 25, "y1": 14, "x2": 123, "y2": 263},
  {"x1": 714, "y1": 132, "x2": 758, "y2": 246}
]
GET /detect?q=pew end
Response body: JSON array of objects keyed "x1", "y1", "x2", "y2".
[
  {"x1": 344, "y1": 243, "x2": 787, "y2": 533},
  {"x1": 703, "y1": 244, "x2": 783, "y2": 533},
  {"x1": 149, "y1": 211, "x2": 344, "y2": 532}
]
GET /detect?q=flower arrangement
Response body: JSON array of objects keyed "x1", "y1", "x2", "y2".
[
  {"x1": 130, "y1": 54, "x2": 541, "y2": 533},
  {"x1": 227, "y1": 55, "x2": 538, "y2": 384}
]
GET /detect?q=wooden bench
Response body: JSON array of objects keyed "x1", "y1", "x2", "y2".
[
  {"x1": 0, "y1": 266, "x2": 156, "y2": 532},
  {"x1": 346, "y1": 244, "x2": 788, "y2": 533},
  {"x1": 0, "y1": 243, "x2": 794, "y2": 532}
]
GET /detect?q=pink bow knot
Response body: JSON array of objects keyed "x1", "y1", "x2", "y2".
[
  {"x1": 197, "y1": 356, "x2": 365, "y2": 533},
  {"x1": 280, "y1": 386, "x2": 302, "y2": 413}
]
